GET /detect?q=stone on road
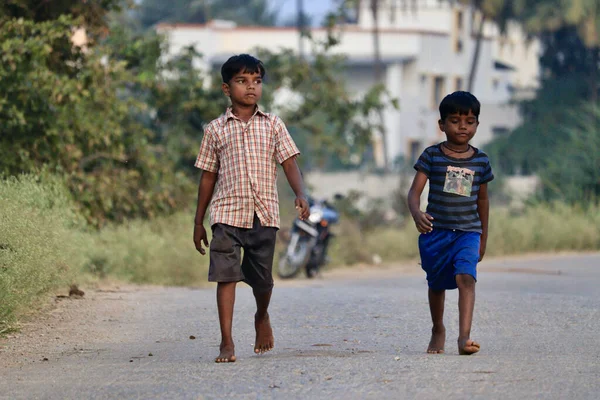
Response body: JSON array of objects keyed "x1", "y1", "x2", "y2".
[{"x1": 1, "y1": 254, "x2": 599, "y2": 399}]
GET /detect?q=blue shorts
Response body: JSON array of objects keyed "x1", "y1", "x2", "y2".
[{"x1": 419, "y1": 229, "x2": 481, "y2": 291}]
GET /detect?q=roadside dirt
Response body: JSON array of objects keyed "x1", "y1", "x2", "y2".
[{"x1": 0, "y1": 283, "x2": 161, "y2": 369}]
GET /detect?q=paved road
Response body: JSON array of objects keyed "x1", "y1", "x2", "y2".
[{"x1": 1, "y1": 254, "x2": 599, "y2": 400}]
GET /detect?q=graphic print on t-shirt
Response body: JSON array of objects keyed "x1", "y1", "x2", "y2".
[{"x1": 443, "y1": 166, "x2": 475, "y2": 197}]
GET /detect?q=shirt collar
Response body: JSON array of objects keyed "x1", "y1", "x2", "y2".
[{"x1": 225, "y1": 106, "x2": 267, "y2": 121}]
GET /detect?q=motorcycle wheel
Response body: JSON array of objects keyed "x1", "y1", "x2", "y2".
[{"x1": 276, "y1": 237, "x2": 311, "y2": 279}]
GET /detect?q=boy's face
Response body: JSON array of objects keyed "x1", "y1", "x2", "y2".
[
  {"x1": 222, "y1": 70, "x2": 263, "y2": 107},
  {"x1": 438, "y1": 110, "x2": 479, "y2": 145}
]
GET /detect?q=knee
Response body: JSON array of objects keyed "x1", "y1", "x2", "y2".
[
  {"x1": 455, "y1": 274, "x2": 476, "y2": 289},
  {"x1": 252, "y1": 283, "x2": 274, "y2": 295}
]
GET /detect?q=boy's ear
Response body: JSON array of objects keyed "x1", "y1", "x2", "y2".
[
  {"x1": 221, "y1": 82, "x2": 230, "y2": 97},
  {"x1": 438, "y1": 119, "x2": 444, "y2": 131}
]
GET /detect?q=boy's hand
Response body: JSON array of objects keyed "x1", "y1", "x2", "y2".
[
  {"x1": 479, "y1": 237, "x2": 487, "y2": 261},
  {"x1": 193, "y1": 223, "x2": 209, "y2": 255},
  {"x1": 295, "y1": 197, "x2": 310, "y2": 220},
  {"x1": 412, "y1": 211, "x2": 434, "y2": 234}
]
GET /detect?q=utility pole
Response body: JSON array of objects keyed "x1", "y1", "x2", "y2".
[{"x1": 297, "y1": 0, "x2": 305, "y2": 59}]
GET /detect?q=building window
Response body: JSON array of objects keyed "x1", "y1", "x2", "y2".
[
  {"x1": 432, "y1": 76, "x2": 446, "y2": 109},
  {"x1": 454, "y1": 38, "x2": 464, "y2": 53},
  {"x1": 492, "y1": 126, "x2": 510, "y2": 137},
  {"x1": 409, "y1": 140, "x2": 422, "y2": 165},
  {"x1": 455, "y1": 77, "x2": 463, "y2": 91},
  {"x1": 453, "y1": 9, "x2": 464, "y2": 53},
  {"x1": 492, "y1": 78, "x2": 499, "y2": 90}
]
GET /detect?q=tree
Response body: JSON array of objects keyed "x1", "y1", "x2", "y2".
[
  {"x1": 539, "y1": 104, "x2": 599, "y2": 204},
  {"x1": 134, "y1": 0, "x2": 279, "y2": 29},
  {"x1": 0, "y1": 0, "x2": 396, "y2": 226},
  {"x1": 0, "y1": 16, "x2": 192, "y2": 226},
  {"x1": 0, "y1": 0, "x2": 127, "y2": 37},
  {"x1": 254, "y1": 41, "x2": 394, "y2": 169},
  {"x1": 517, "y1": 0, "x2": 599, "y2": 102},
  {"x1": 449, "y1": 0, "x2": 515, "y2": 92},
  {"x1": 485, "y1": 20, "x2": 599, "y2": 204}
]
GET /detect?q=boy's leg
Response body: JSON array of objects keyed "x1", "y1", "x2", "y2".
[
  {"x1": 209, "y1": 224, "x2": 244, "y2": 363},
  {"x1": 253, "y1": 288, "x2": 274, "y2": 354},
  {"x1": 456, "y1": 274, "x2": 480, "y2": 355},
  {"x1": 242, "y1": 215, "x2": 277, "y2": 355},
  {"x1": 216, "y1": 282, "x2": 237, "y2": 362},
  {"x1": 427, "y1": 288, "x2": 446, "y2": 354}
]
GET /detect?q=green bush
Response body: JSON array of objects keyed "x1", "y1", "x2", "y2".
[{"x1": 0, "y1": 174, "x2": 88, "y2": 332}]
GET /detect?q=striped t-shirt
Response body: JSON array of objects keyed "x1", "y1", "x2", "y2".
[{"x1": 413, "y1": 144, "x2": 494, "y2": 233}]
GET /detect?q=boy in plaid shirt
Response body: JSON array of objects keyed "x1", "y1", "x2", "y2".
[{"x1": 193, "y1": 54, "x2": 310, "y2": 363}]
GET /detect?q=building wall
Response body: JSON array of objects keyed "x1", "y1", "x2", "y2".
[{"x1": 158, "y1": 22, "x2": 421, "y2": 62}]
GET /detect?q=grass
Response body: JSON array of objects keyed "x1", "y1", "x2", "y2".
[
  {"x1": 84, "y1": 212, "x2": 211, "y2": 286},
  {"x1": 487, "y1": 202, "x2": 600, "y2": 255},
  {"x1": 0, "y1": 174, "x2": 88, "y2": 332},
  {"x1": 1, "y1": 173, "x2": 599, "y2": 333}
]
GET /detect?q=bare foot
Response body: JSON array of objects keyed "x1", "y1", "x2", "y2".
[
  {"x1": 427, "y1": 326, "x2": 446, "y2": 354},
  {"x1": 215, "y1": 342, "x2": 236, "y2": 363},
  {"x1": 254, "y1": 313, "x2": 274, "y2": 354},
  {"x1": 458, "y1": 338, "x2": 480, "y2": 355}
]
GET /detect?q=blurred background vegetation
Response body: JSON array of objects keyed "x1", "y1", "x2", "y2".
[{"x1": 0, "y1": 0, "x2": 598, "y2": 332}]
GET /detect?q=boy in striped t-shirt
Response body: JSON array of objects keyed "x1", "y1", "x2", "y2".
[{"x1": 408, "y1": 91, "x2": 494, "y2": 356}]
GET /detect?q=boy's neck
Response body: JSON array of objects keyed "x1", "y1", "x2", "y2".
[{"x1": 231, "y1": 104, "x2": 257, "y2": 122}]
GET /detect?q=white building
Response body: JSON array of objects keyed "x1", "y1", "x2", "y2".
[{"x1": 157, "y1": 0, "x2": 539, "y2": 169}]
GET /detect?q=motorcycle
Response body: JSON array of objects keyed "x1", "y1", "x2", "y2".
[{"x1": 277, "y1": 197, "x2": 339, "y2": 279}]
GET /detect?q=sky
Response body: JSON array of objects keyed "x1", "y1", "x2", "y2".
[{"x1": 273, "y1": 0, "x2": 337, "y2": 26}]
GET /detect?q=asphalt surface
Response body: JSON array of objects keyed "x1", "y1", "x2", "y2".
[{"x1": 1, "y1": 253, "x2": 599, "y2": 400}]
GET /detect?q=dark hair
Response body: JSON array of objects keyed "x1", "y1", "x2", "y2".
[
  {"x1": 439, "y1": 91, "x2": 481, "y2": 121},
  {"x1": 221, "y1": 54, "x2": 265, "y2": 83}
]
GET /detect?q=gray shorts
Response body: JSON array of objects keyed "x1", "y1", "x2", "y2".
[{"x1": 209, "y1": 214, "x2": 277, "y2": 292}]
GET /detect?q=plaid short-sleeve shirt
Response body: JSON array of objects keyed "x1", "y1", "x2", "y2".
[{"x1": 195, "y1": 107, "x2": 300, "y2": 229}]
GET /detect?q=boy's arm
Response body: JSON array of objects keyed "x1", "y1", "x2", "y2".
[
  {"x1": 193, "y1": 171, "x2": 218, "y2": 255},
  {"x1": 407, "y1": 171, "x2": 434, "y2": 234},
  {"x1": 281, "y1": 157, "x2": 309, "y2": 220},
  {"x1": 477, "y1": 183, "x2": 490, "y2": 261},
  {"x1": 193, "y1": 125, "x2": 219, "y2": 255},
  {"x1": 273, "y1": 116, "x2": 309, "y2": 220}
]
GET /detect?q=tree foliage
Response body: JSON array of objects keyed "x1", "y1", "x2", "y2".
[
  {"x1": 0, "y1": 2, "x2": 394, "y2": 225},
  {"x1": 0, "y1": 0, "x2": 127, "y2": 37},
  {"x1": 538, "y1": 104, "x2": 599, "y2": 203},
  {"x1": 134, "y1": 0, "x2": 279, "y2": 28},
  {"x1": 0, "y1": 16, "x2": 192, "y2": 226},
  {"x1": 255, "y1": 44, "x2": 394, "y2": 169},
  {"x1": 483, "y1": 1, "x2": 599, "y2": 204}
]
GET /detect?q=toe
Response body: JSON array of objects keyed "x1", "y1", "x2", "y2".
[{"x1": 468, "y1": 340, "x2": 480, "y2": 349}]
